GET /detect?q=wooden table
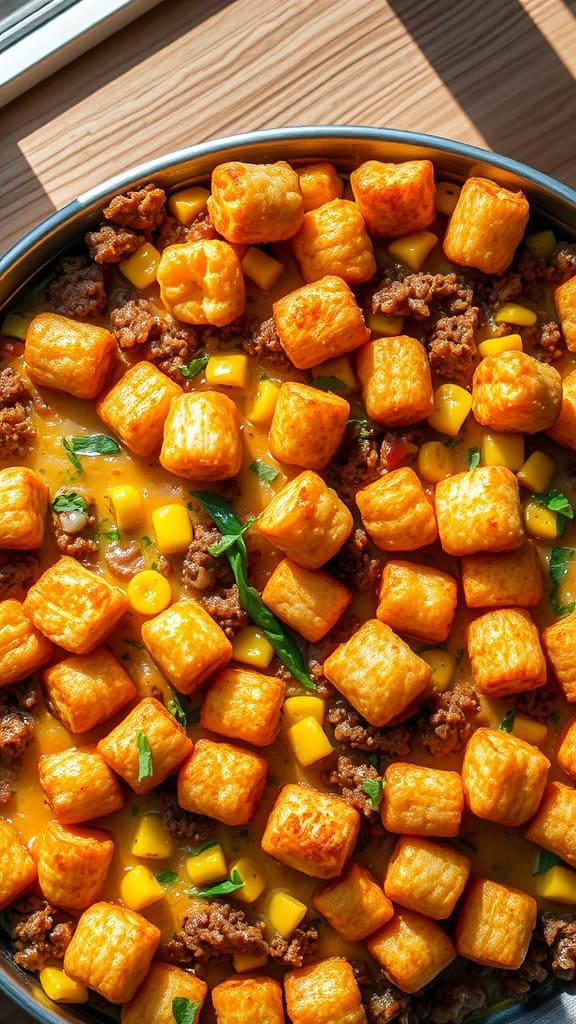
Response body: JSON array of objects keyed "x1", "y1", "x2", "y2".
[{"x1": 1, "y1": 0, "x2": 575, "y2": 1019}]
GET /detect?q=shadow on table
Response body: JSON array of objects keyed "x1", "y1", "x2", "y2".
[
  {"x1": 388, "y1": 0, "x2": 576, "y2": 183},
  {"x1": 1, "y1": 0, "x2": 234, "y2": 249}
]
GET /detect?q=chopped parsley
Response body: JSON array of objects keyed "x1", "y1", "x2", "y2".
[
  {"x1": 101, "y1": 526, "x2": 121, "y2": 541},
  {"x1": 549, "y1": 547, "x2": 576, "y2": 617},
  {"x1": 534, "y1": 489, "x2": 573, "y2": 520},
  {"x1": 194, "y1": 867, "x2": 244, "y2": 899},
  {"x1": 250, "y1": 459, "x2": 279, "y2": 483},
  {"x1": 188, "y1": 840, "x2": 218, "y2": 857},
  {"x1": 362, "y1": 777, "x2": 384, "y2": 811},
  {"x1": 50, "y1": 492, "x2": 88, "y2": 515},
  {"x1": 179, "y1": 354, "x2": 209, "y2": 380},
  {"x1": 498, "y1": 708, "x2": 516, "y2": 733},
  {"x1": 172, "y1": 997, "x2": 201, "y2": 1024},
  {"x1": 311, "y1": 375, "x2": 347, "y2": 392},
  {"x1": 156, "y1": 870, "x2": 179, "y2": 886},
  {"x1": 68, "y1": 433, "x2": 122, "y2": 455},
  {"x1": 140, "y1": 535, "x2": 153, "y2": 547},
  {"x1": 136, "y1": 731, "x2": 153, "y2": 782},
  {"x1": 443, "y1": 437, "x2": 461, "y2": 449},
  {"x1": 168, "y1": 693, "x2": 187, "y2": 728},
  {"x1": 466, "y1": 446, "x2": 481, "y2": 470},
  {"x1": 62, "y1": 437, "x2": 82, "y2": 472},
  {"x1": 532, "y1": 849, "x2": 563, "y2": 876}
]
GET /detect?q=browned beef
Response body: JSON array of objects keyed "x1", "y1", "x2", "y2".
[
  {"x1": 10, "y1": 897, "x2": 76, "y2": 972},
  {"x1": 104, "y1": 540, "x2": 146, "y2": 579},
  {"x1": 155, "y1": 210, "x2": 218, "y2": 250},
  {"x1": 413, "y1": 684, "x2": 480, "y2": 756},
  {"x1": 182, "y1": 523, "x2": 234, "y2": 592},
  {"x1": 110, "y1": 295, "x2": 157, "y2": 348},
  {"x1": 0, "y1": 367, "x2": 35, "y2": 460},
  {"x1": 269, "y1": 925, "x2": 318, "y2": 967},
  {"x1": 47, "y1": 255, "x2": 108, "y2": 317},
  {"x1": 0, "y1": 553, "x2": 40, "y2": 601},
  {"x1": 542, "y1": 912, "x2": 576, "y2": 979},
  {"x1": 159, "y1": 788, "x2": 212, "y2": 844},
  {"x1": 551, "y1": 242, "x2": 576, "y2": 280},
  {"x1": 325, "y1": 432, "x2": 383, "y2": 504},
  {"x1": 364, "y1": 978, "x2": 410, "y2": 1024},
  {"x1": 242, "y1": 317, "x2": 290, "y2": 367},
  {"x1": 501, "y1": 936, "x2": 549, "y2": 997},
  {"x1": 426, "y1": 306, "x2": 479, "y2": 386},
  {"x1": 51, "y1": 489, "x2": 98, "y2": 562},
  {"x1": 166, "y1": 902, "x2": 268, "y2": 964},
  {"x1": 371, "y1": 270, "x2": 474, "y2": 320},
  {"x1": 85, "y1": 223, "x2": 145, "y2": 264},
  {"x1": 364, "y1": 973, "x2": 488, "y2": 1024},
  {"x1": 326, "y1": 754, "x2": 381, "y2": 818},
  {"x1": 425, "y1": 986, "x2": 488, "y2": 1024},
  {"x1": 515, "y1": 684, "x2": 559, "y2": 723},
  {"x1": 110, "y1": 294, "x2": 199, "y2": 377},
  {"x1": 523, "y1": 320, "x2": 563, "y2": 359},
  {"x1": 103, "y1": 183, "x2": 166, "y2": 232},
  {"x1": 0, "y1": 707, "x2": 35, "y2": 763},
  {"x1": 200, "y1": 584, "x2": 249, "y2": 639},
  {"x1": 328, "y1": 528, "x2": 382, "y2": 592},
  {"x1": 327, "y1": 699, "x2": 412, "y2": 758}
]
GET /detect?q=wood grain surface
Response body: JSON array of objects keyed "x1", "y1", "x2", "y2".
[{"x1": 1, "y1": 0, "x2": 575, "y2": 1020}]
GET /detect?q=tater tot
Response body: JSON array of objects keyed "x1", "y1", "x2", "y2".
[
  {"x1": 157, "y1": 239, "x2": 245, "y2": 326},
  {"x1": 443, "y1": 176, "x2": 530, "y2": 275},
  {"x1": 273, "y1": 276, "x2": 369, "y2": 370},
  {"x1": 357, "y1": 336, "x2": 434, "y2": 426},
  {"x1": 555, "y1": 275, "x2": 576, "y2": 351},
  {"x1": 472, "y1": 351, "x2": 562, "y2": 433},
  {"x1": 547, "y1": 368, "x2": 576, "y2": 451},
  {"x1": 291, "y1": 199, "x2": 376, "y2": 284},
  {"x1": 350, "y1": 160, "x2": 436, "y2": 238},
  {"x1": 207, "y1": 160, "x2": 304, "y2": 243},
  {"x1": 269, "y1": 382, "x2": 350, "y2": 469}
]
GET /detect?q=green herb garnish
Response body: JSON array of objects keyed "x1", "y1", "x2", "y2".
[
  {"x1": 549, "y1": 547, "x2": 576, "y2": 617},
  {"x1": 192, "y1": 491, "x2": 315, "y2": 690},
  {"x1": 140, "y1": 535, "x2": 153, "y2": 547},
  {"x1": 362, "y1": 777, "x2": 384, "y2": 811},
  {"x1": 466, "y1": 446, "x2": 481, "y2": 470},
  {"x1": 156, "y1": 870, "x2": 179, "y2": 886},
  {"x1": 311, "y1": 375, "x2": 347, "y2": 392},
  {"x1": 101, "y1": 526, "x2": 121, "y2": 541},
  {"x1": 250, "y1": 459, "x2": 279, "y2": 483},
  {"x1": 136, "y1": 731, "x2": 153, "y2": 782},
  {"x1": 532, "y1": 849, "x2": 563, "y2": 876},
  {"x1": 50, "y1": 492, "x2": 88, "y2": 515},
  {"x1": 68, "y1": 434, "x2": 122, "y2": 456},
  {"x1": 498, "y1": 708, "x2": 516, "y2": 733},
  {"x1": 443, "y1": 437, "x2": 460, "y2": 449},
  {"x1": 172, "y1": 997, "x2": 201, "y2": 1024},
  {"x1": 179, "y1": 354, "x2": 209, "y2": 380},
  {"x1": 188, "y1": 840, "x2": 218, "y2": 857},
  {"x1": 207, "y1": 520, "x2": 253, "y2": 557},
  {"x1": 534, "y1": 489, "x2": 574, "y2": 520},
  {"x1": 195, "y1": 867, "x2": 244, "y2": 899},
  {"x1": 168, "y1": 693, "x2": 187, "y2": 728},
  {"x1": 62, "y1": 437, "x2": 82, "y2": 472}
]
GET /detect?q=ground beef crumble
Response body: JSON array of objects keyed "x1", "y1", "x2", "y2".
[
  {"x1": 166, "y1": 902, "x2": 268, "y2": 964},
  {"x1": 325, "y1": 754, "x2": 381, "y2": 818},
  {"x1": 0, "y1": 366, "x2": 35, "y2": 460},
  {"x1": 515, "y1": 683, "x2": 559, "y2": 723},
  {"x1": 371, "y1": 270, "x2": 474, "y2": 320},
  {"x1": 364, "y1": 973, "x2": 488, "y2": 1024},
  {"x1": 242, "y1": 317, "x2": 290, "y2": 367},
  {"x1": 328, "y1": 528, "x2": 382, "y2": 591},
  {"x1": 181, "y1": 523, "x2": 248, "y2": 637},
  {"x1": 426, "y1": 306, "x2": 479, "y2": 387},
  {"x1": 47, "y1": 255, "x2": 108, "y2": 317},
  {"x1": 0, "y1": 680, "x2": 41, "y2": 768},
  {"x1": 159, "y1": 787, "x2": 212, "y2": 844},
  {"x1": 327, "y1": 699, "x2": 412, "y2": 759},
  {"x1": 110, "y1": 294, "x2": 199, "y2": 379},
  {"x1": 103, "y1": 183, "x2": 167, "y2": 233},
  {"x1": 269, "y1": 925, "x2": 319, "y2": 968},
  {"x1": 155, "y1": 210, "x2": 219, "y2": 250},
  {"x1": 200, "y1": 585, "x2": 249, "y2": 639},
  {"x1": 85, "y1": 223, "x2": 145, "y2": 264},
  {"x1": 51, "y1": 489, "x2": 98, "y2": 562},
  {"x1": 412, "y1": 684, "x2": 480, "y2": 756},
  {"x1": 325, "y1": 432, "x2": 383, "y2": 503},
  {"x1": 0, "y1": 552, "x2": 40, "y2": 601},
  {"x1": 9, "y1": 897, "x2": 76, "y2": 972},
  {"x1": 542, "y1": 912, "x2": 576, "y2": 979},
  {"x1": 104, "y1": 539, "x2": 146, "y2": 579}
]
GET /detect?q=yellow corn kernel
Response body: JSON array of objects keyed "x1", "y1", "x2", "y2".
[
  {"x1": 283, "y1": 695, "x2": 325, "y2": 729},
  {"x1": 1, "y1": 311, "x2": 30, "y2": 341},
  {"x1": 242, "y1": 247, "x2": 285, "y2": 291},
  {"x1": 477, "y1": 334, "x2": 523, "y2": 358},
  {"x1": 39, "y1": 967, "x2": 88, "y2": 1004},
  {"x1": 268, "y1": 890, "x2": 307, "y2": 937},
  {"x1": 312, "y1": 355, "x2": 356, "y2": 391},
  {"x1": 523, "y1": 499, "x2": 562, "y2": 540},
  {"x1": 517, "y1": 451, "x2": 556, "y2": 493},
  {"x1": 525, "y1": 230, "x2": 556, "y2": 262},
  {"x1": 417, "y1": 441, "x2": 455, "y2": 483},
  {"x1": 494, "y1": 303, "x2": 537, "y2": 327},
  {"x1": 120, "y1": 242, "x2": 161, "y2": 290},
  {"x1": 229, "y1": 857, "x2": 266, "y2": 903},
  {"x1": 127, "y1": 569, "x2": 172, "y2": 616},
  {"x1": 435, "y1": 181, "x2": 461, "y2": 216},
  {"x1": 367, "y1": 312, "x2": 404, "y2": 337},
  {"x1": 152, "y1": 503, "x2": 193, "y2": 555},
  {"x1": 536, "y1": 865, "x2": 576, "y2": 905},
  {"x1": 512, "y1": 713, "x2": 548, "y2": 746},
  {"x1": 132, "y1": 814, "x2": 175, "y2": 859},
  {"x1": 205, "y1": 354, "x2": 249, "y2": 389},
  {"x1": 286, "y1": 715, "x2": 333, "y2": 767},
  {"x1": 427, "y1": 383, "x2": 473, "y2": 437},
  {"x1": 186, "y1": 843, "x2": 228, "y2": 886},
  {"x1": 232, "y1": 625, "x2": 275, "y2": 668},
  {"x1": 168, "y1": 186, "x2": 210, "y2": 226},
  {"x1": 420, "y1": 649, "x2": 456, "y2": 692},
  {"x1": 480, "y1": 431, "x2": 525, "y2": 472},
  {"x1": 233, "y1": 952, "x2": 269, "y2": 973},
  {"x1": 388, "y1": 231, "x2": 438, "y2": 272},
  {"x1": 121, "y1": 864, "x2": 164, "y2": 911},
  {"x1": 246, "y1": 380, "x2": 280, "y2": 427},
  {"x1": 107, "y1": 484, "x2": 144, "y2": 531}
]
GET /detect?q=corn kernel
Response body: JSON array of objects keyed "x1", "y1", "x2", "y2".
[
  {"x1": 427, "y1": 383, "x2": 473, "y2": 437},
  {"x1": 121, "y1": 864, "x2": 164, "y2": 911},
  {"x1": 420, "y1": 649, "x2": 456, "y2": 692},
  {"x1": 242, "y1": 247, "x2": 285, "y2": 291},
  {"x1": 388, "y1": 231, "x2": 438, "y2": 271},
  {"x1": 494, "y1": 303, "x2": 537, "y2": 327},
  {"x1": 152, "y1": 503, "x2": 193, "y2": 555},
  {"x1": 232, "y1": 626, "x2": 275, "y2": 668},
  {"x1": 311, "y1": 355, "x2": 356, "y2": 391},
  {"x1": 132, "y1": 814, "x2": 175, "y2": 859},
  {"x1": 283, "y1": 695, "x2": 325, "y2": 729},
  {"x1": 245, "y1": 380, "x2": 280, "y2": 427},
  {"x1": 477, "y1": 334, "x2": 523, "y2": 358},
  {"x1": 168, "y1": 186, "x2": 210, "y2": 225},
  {"x1": 267, "y1": 890, "x2": 307, "y2": 937},
  {"x1": 536, "y1": 865, "x2": 576, "y2": 904},
  {"x1": 120, "y1": 242, "x2": 161, "y2": 290},
  {"x1": 229, "y1": 857, "x2": 266, "y2": 903},
  {"x1": 187, "y1": 843, "x2": 228, "y2": 886},
  {"x1": 39, "y1": 967, "x2": 88, "y2": 1004},
  {"x1": 233, "y1": 952, "x2": 269, "y2": 973},
  {"x1": 481, "y1": 431, "x2": 525, "y2": 472},
  {"x1": 512, "y1": 713, "x2": 548, "y2": 746},
  {"x1": 436, "y1": 181, "x2": 461, "y2": 216},
  {"x1": 127, "y1": 569, "x2": 172, "y2": 616},
  {"x1": 205, "y1": 354, "x2": 249, "y2": 389},
  {"x1": 286, "y1": 715, "x2": 333, "y2": 766},
  {"x1": 523, "y1": 499, "x2": 563, "y2": 540},
  {"x1": 107, "y1": 484, "x2": 144, "y2": 531},
  {"x1": 517, "y1": 451, "x2": 556, "y2": 493},
  {"x1": 525, "y1": 230, "x2": 556, "y2": 262},
  {"x1": 417, "y1": 441, "x2": 455, "y2": 482},
  {"x1": 1, "y1": 311, "x2": 30, "y2": 341},
  {"x1": 367, "y1": 312, "x2": 405, "y2": 337}
]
